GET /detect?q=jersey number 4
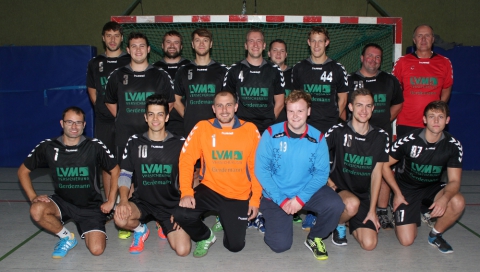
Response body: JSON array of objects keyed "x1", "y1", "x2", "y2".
[{"x1": 320, "y1": 71, "x2": 333, "y2": 82}]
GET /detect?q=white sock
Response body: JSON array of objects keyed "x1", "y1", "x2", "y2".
[
  {"x1": 338, "y1": 223, "x2": 345, "y2": 227},
  {"x1": 56, "y1": 227, "x2": 71, "y2": 239},
  {"x1": 133, "y1": 224, "x2": 145, "y2": 233},
  {"x1": 431, "y1": 228, "x2": 440, "y2": 235}
]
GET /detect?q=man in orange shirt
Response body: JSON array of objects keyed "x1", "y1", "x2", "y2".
[{"x1": 174, "y1": 90, "x2": 262, "y2": 258}]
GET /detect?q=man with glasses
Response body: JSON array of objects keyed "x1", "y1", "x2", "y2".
[{"x1": 18, "y1": 106, "x2": 120, "y2": 258}]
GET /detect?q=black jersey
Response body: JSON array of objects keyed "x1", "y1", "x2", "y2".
[
  {"x1": 223, "y1": 59, "x2": 285, "y2": 133},
  {"x1": 390, "y1": 129, "x2": 463, "y2": 190},
  {"x1": 153, "y1": 58, "x2": 190, "y2": 80},
  {"x1": 292, "y1": 58, "x2": 349, "y2": 132},
  {"x1": 348, "y1": 71, "x2": 403, "y2": 132},
  {"x1": 326, "y1": 122, "x2": 389, "y2": 199},
  {"x1": 104, "y1": 64, "x2": 174, "y2": 146},
  {"x1": 86, "y1": 52, "x2": 131, "y2": 121},
  {"x1": 23, "y1": 136, "x2": 117, "y2": 208},
  {"x1": 153, "y1": 58, "x2": 191, "y2": 137},
  {"x1": 175, "y1": 60, "x2": 228, "y2": 134},
  {"x1": 121, "y1": 132, "x2": 184, "y2": 208},
  {"x1": 274, "y1": 65, "x2": 293, "y2": 123}
]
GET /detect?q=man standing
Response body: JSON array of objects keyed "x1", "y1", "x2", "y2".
[
  {"x1": 392, "y1": 25, "x2": 453, "y2": 137},
  {"x1": 255, "y1": 90, "x2": 344, "y2": 260},
  {"x1": 86, "y1": 21, "x2": 130, "y2": 207},
  {"x1": 173, "y1": 90, "x2": 262, "y2": 258},
  {"x1": 114, "y1": 94, "x2": 191, "y2": 256},
  {"x1": 268, "y1": 39, "x2": 293, "y2": 124},
  {"x1": 154, "y1": 30, "x2": 191, "y2": 137},
  {"x1": 292, "y1": 26, "x2": 349, "y2": 229},
  {"x1": 223, "y1": 28, "x2": 285, "y2": 135},
  {"x1": 382, "y1": 101, "x2": 464, "y2": 254},
  {"x1": 18, "y1": 107, "x2": 119, "y2": 258},
  {"x1": 174, "y1": 28, "x2": 228, "y2": 137},
  {"x1": 326, "y1": 88, "x2": 389, "y2": 251},
  {"x1": 105, "y1": 31, "x2": 174, "y2": 161},
  {"x1": 348, "y1": 43, "x2": 404, "y2": 229}
]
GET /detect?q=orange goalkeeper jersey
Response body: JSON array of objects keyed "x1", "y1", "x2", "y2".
[{"x1": 179, "y1": 116, "x2": 262, "y2": 207}]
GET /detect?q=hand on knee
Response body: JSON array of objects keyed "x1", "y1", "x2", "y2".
[{"x1": 30, "y1": 202, "x2": 46, "y2": 222}]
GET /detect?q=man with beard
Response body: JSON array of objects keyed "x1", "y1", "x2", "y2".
[
  {"x1": 173, "y1": 91, "x2": 262, "y2": 258},
  {"x1": 86, "y1": 21, "x2": 130, "y2": 207},
  {"x1": 154, "y1": 31, "x2": 191, "y2": 137}
]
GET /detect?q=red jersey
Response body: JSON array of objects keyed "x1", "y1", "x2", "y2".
[{"x1": 392, "y1": 52, "x2": 453, "y2": 128}]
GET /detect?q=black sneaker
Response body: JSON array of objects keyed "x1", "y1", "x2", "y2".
[
  {"x1": 304, "y1": 237, "x2": 328, "y2": 260},
  {"x1": 428, "y1": 232, "x2": 453, "y2": 253},
  {"x1": 331, "y1": 225, "x2": 347, "y2": 246},
  {"x1": 377, "y1": 209, "x2": 394, "y2": 229}
]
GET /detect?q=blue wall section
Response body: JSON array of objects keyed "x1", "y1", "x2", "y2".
[
  {"x1": 406, "y1": 46, "x2": 480, "y2": 170},
  {"x1": 0, "y1": 46, "x2": 96, "y2": 167}
]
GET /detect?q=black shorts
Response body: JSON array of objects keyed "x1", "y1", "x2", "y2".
[
  {"x1": 347, "y1": 197, "x2": 377, "y2": 234},
  {"x1": 394, "y1": 183, "x2": 445, "y2": 226},
  {"x1": 49, "y1": 194, "x2": 107, "y2": 238},
  {"x1": 94, "y1": 119, "x2": 115, "y2": 157},
  {"x1": 129, "y1": 197, "x2": 176, "y2": 235}
]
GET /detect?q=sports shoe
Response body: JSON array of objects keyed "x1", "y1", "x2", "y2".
[
  {"x1": 193, "y1": 230, "x2": 216, "y2": 258},
  {"x1": 302, "y1": 214, "x2": 316, "y2": 230},
  {"x1": 118, "y1": 229, "x2": 132, "y2": 239},
  {"x1": 247, "y1": 218, "x2": 256, "y2": 228},
  {"x1": 52, "y1": 234, "x2": 78, "y2": 258},
  {"x1": 293, "y1": 213, "x2": 302, "y2": 223},
  {"x1": 428, "y1": 232, "x2": 453, "y2": 253},
  {"x1": 211, "y1": 216, "x2": 224, "y2": 232},
  {"x1": 129, "y1": 225, "x2": 150, "y2": 254},
  {"x1": 377, "y1": 209, "x2": 394, "y2": 229},
  {"x1": 421, "y1": 211, "x2": 436, "y2": 228},
  {"x1": 332, "y1": 225, "x2": 348, "y2": 246},
  {"x1": 255, "y1": 213, "x2": 265, "y2": 234},
  {"x1": 156, "y1": 222, "x2": 167, "y2": 239},
  {"x1": 304, "y1": 237, "x2": 328, "y2": 260}
]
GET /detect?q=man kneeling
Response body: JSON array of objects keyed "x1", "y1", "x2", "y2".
[
  {"x1": 255, "y1": 90, "x2": 344, "y2": 260},
  {"x1": 114, "y1": 94, "x2": 191, "y2": 256},
  {"x1": 383, "y1": 101, "x2": 465, "y2": 254}
]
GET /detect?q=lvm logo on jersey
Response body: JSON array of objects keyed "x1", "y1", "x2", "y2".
[
  {"x1": 409, "y1": 77, "x2": 438, "y2": 89},
  {"x1": 189, "y1": 84, "x2": 216, "y2": 94},
  {"x1": 212, "y1": 150, "x2": 243, "y2": 163},
  {"x1": 240, "y1": 87, "x2": 269, "y2": 98},
  {"x1": 411, "y1": 162, "x2": 442, "y2": 176},
  {"x1": 344, "y1": 153, "x2": 373, "y2": 170},
  {"x1": 56, "y1": 167, "x2": 90, "y2": 188},
  {"x1": 141, "y1": 164, "x2": 172, "y2": 178},
  {"x1": 125, "y1": 92, "x2": 155, "y2": 105}
]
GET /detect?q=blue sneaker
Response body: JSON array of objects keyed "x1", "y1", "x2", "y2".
[
  {"x1": 255, "y1": 213, "x2": 265, "y2": 234},
  {"x1": 129, "y1": 224, "x2": 150, "y2": 254},
  {"x1": 428, "y1": 232, "x2": 453, "y2": 253},
  {"x1": 302, "y1": 214, "x2": 317, "y2": 230},
  {"x1": 247, "y1": 219, "x2": 256, "y2": 228},
  {"x1": 332, "y1": 224, "x2": 347, "y2": 246},
  {"x1": 52, "y1": 234, "x2": 78, "y2": 258}
]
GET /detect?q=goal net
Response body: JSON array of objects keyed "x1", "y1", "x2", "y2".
[{"x1": 112, "y1": 15, "x2": 402, "y2": 74}]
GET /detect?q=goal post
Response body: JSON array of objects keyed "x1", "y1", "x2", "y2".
[{"x1": 111, "y1": 15, "x2": 402, "y2": 74}]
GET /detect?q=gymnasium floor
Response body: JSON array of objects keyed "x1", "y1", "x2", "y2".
[{"x1": 0, "y1": 168, "x2": 478, "y2": 271}]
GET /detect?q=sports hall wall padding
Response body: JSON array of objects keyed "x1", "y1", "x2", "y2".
[
  {"x1": 0, "y1": 46, "x2": 96, "y2": 167},
  {"x1": 405, "y1": 46, "x2": 480, "y2": 170}
]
